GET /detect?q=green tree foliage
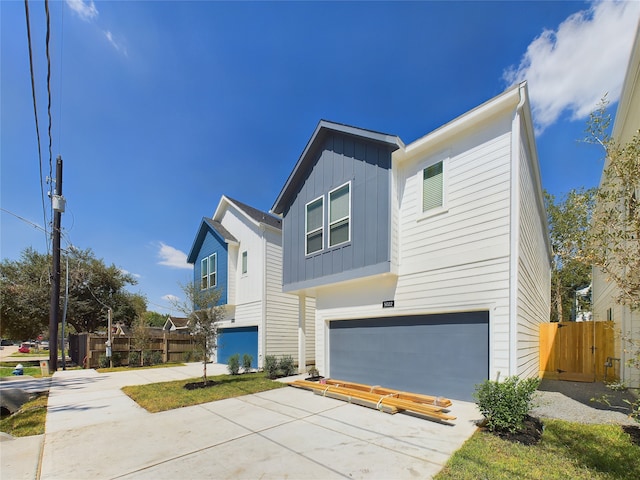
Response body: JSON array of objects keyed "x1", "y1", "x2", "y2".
[
  {"x1": 0, "y1": 247, "x2": 145, "y2": 338},
  {"x1": 141, "y1": 311, "x2": 168, "y2": 328},
  {"x1": 544, "y1": 188, "x2": 595, "y2": 321},
  {"x1": 172, "y1": 282, "x2": 224, "y2": 384},
  {"x1": 584, "y1": 101, "x2": 640, "y2": 310},
  {"x1": 130, "y1": 316, "x2": 152, "y2": 366}
]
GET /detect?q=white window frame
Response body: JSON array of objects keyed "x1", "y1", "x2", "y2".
[
  {"x1": 328, "y1": 181, "x2": 351, "y2": 247},
  {"x1": 418, "y1": 152, "x2": 449, "y2": 219},
  {"x1": 201, "y1": 253, "x2": 217, "y2": 290},
  {"x1": 305, "y1": 196, "x2": 324, "y2": 255},
  {"x1": 241, "y1": 250, "x2": 248, "y2": 275}
]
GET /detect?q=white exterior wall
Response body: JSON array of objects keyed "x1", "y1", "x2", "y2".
[
  {"x1": 314, "y1": 116, "x2": 518, "y2": 380},
  {"x1": 515, "y1": 115, "x2": 552, "y2": 379}
]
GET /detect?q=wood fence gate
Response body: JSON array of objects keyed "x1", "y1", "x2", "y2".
[{"x1": 539, "y1": 321, "x2": 617, "y2": 382}]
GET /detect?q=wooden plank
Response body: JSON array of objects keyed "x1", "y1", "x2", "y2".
[
  {"x1": 289, "y1": 380, "x2": 456, "y2": 422},
  {"x1": 325, "y1": 379, "x2": 452, "y2": 407}
]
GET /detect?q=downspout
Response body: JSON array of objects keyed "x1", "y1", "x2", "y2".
[
  {"x1": 261, "y1": 226, "x2": 267, "y2": 370},
  {"x1": 508, "y1": 82, "x2": 527, "y2": 377}
]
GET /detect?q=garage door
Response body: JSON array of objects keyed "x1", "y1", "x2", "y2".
[
  {"x1": 217, "y1": 326, "x2": 258, "y2": 368},
  {"x1": 329, "y1": 312, "x2": 488, "y2": 401}
]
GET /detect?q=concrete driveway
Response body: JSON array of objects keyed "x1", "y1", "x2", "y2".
[{"x1": 3, "y1": 364, "x2": 481, "y2": 479}]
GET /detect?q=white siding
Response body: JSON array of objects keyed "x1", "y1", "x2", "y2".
[
  {"x1": 264, "y1": 235, "x2": 299, "y2": 361},
  {"x1": 516, "y1": 119, "x2": 551, "y2": 379}
]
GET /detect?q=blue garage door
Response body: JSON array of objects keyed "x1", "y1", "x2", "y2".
[
  {"x1": 217, "y1": 326, "x2": 258, "y2": 368},
  {"x1": 329, "y1": 312, "x2": 489, "y2": 401}
]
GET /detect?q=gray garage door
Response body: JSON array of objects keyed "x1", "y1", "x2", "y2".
[{"x1": 329, "y1": 312, "x2": 489, "y2": 401}]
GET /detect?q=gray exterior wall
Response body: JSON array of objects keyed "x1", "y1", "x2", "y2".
[{"x1": 282, "y1": 131, "x2": 394, "y2": 292}]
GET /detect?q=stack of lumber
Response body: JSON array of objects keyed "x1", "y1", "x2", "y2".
[{"x1": 288, "y1": 378, "x2": 455, "y2": 422}]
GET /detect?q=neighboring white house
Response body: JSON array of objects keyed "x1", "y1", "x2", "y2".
[
  {"x1": 187, "y1": 196, "x2": 315, "y2": 368},
  {"x1": 271, "y1": 82, "x2": 551, "y2": 401},
  {"x1": 592, "y1": 28, "x2": 640, "y2": 389},
  {"x1": 162, "y1": 316, "x2": 190, "y2": 334}
]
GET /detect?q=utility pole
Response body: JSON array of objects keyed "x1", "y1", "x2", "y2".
[{"x1": 49, "y1": 156, "x2": 64, "y2": 372}]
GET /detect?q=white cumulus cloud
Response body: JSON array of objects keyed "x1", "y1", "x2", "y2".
[
  {"x1": 503, "y1": 0, "x2": 640, "y2": 134},
  {"x1": 157, "y1": 242, "x2": 192, "y2": 270},
  {"x1": 65, "y1": 0, "x2": 98, "y2": 22},
  {"x1": 162, "y1": 294, "x2": 180, "y2": 303},
  {"x1": 119, "y1": 268, "x2": 141, "y2": 279}
]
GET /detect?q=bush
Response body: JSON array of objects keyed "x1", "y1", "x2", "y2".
[
  {"x1": 142, "y1": 350, "x2": 153, "y2": 366},
  {"x1": 279, "y1": 355, "x2": 296, "y2": 377},
  {"x1": 129, "y1": 351, "x2": 140, "y2": 367},
  {"x1": 182, "y1": 350, "x2": 192, "y2": 362},
  {"x1": 242, "y1": 353, "x2": 253, "y2": 372},
  {"x1": 228, "y1": 353, "x2": 240, "y2": 375},
  {"x1": 151, "y1": 351, "x2": 163, "y2": 365},
  {"x1": 307, "y1": 365, "x2": 319, "y2": 378},
  {"x1": 98, "y1": 354, "x2": 109, "y2": 369},
  {"x1": 264, "y1": 355, "x2": 279, "y2": 379},
  {"x1": 474, "y1": 375, "x2": 540, "y2": 433}
]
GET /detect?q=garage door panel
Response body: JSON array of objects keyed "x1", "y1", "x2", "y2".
[
  {"x1": 218, "y1": 326, "x2": 258, "y2": 368},
  {"x1": 329, "y1": 312, "x2": 488, "y2": 401}
]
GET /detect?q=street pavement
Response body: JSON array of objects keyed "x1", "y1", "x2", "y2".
[{"x1": 1, "y1": 363, "x2": 481, "y2": 479}]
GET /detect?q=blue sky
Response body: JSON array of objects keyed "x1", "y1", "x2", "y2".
[{"x1": 2, "y1": 1, "x2": 639, "y2": 315}]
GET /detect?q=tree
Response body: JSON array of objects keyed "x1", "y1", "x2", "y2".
[
  {"x1": 584, "y1": 101, "x2": 640, "y2": 310},
  {"x1": 172, "y1": 282, "x2": 225, "y2": 384},
  {"x1": 544, "y1": 188, "x2": 596, "y2": 322},
  {"x1": 141, "y1": 311, "x2": 169, "y2": 328},
  {"x1": 0, "y1": 247, "x2": 145, "y2": 339},
  {"x1": 130, "y1": 315, "x2": 152, "y2": 366}
]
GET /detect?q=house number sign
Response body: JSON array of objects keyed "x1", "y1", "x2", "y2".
[{"x1": 382, "y1": 300, "x2": 395, "y2": 308}]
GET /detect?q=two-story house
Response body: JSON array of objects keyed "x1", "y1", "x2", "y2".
[
  {"x1": 592, "y1": 29, "x2": 640, "y2": 389},
  {"x1": 187, "y1": 196, "x2": 315, "y2": 368},
  {"x1": 272, "y1": 82, "x2": 551, "y2": 401}
]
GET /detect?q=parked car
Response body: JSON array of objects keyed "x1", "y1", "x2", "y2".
[
  {"x1": 1, "y1": 339, "x2": 13, "y2": 346},
  {"x1": 39, "y1": 341, "x2": 49, "y2": 350},
  {"x1": 18, "y1": 343, "x2": 30, "y2": 353}
]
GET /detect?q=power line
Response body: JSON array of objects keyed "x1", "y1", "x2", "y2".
[
  {"x1": 23, "y1": 0, "x2": 50, "y2": 253},
  {"x1": 45, "y1": 0, "x2": 54, "y2": 185}
]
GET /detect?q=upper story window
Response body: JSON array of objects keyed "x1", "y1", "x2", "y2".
[
  {"x1": 201, "y1": 253, "x2": 217, "y2": 290},
  {"x1": 329, "y1": 182, "x2": 350, "y2": 247},
  {"x1": 306, "y1": 196, "x2": 324, "y2": 255},
  {"x1": 422, "y1": 161, "x2": 444, "y2": 212},
  {"x1": 242, "y1": 251, "x2": 248, "y2": 274}
]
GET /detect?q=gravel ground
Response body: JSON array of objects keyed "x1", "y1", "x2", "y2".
[{"x1": 531, "y1": 379, "x2": 639, "y2": 426}]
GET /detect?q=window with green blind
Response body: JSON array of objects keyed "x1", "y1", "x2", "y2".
[
  {"x1": 306, "y1": 197, "x2": 323, "y2": 255},
  {"x1": 422, "y1": 161, "x2": 443, "y2": 212},
  {"x1": 329, "y1": 183, "x2": 350, "y2": 247}
]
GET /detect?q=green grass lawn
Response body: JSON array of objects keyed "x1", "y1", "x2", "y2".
[
  {"x1": 0, "y1": 392, "x2": 49, "y2": 437},
  {"x1": 96, "y1": 362, "x2": 185, "y2": 373},
  {"x1": 436, "y1": 419, "x2": 640, "y2": 480},
  {"x1": 122, "y1": 372, "x2": 287, "y2": 412},
  {"x1": 0, "y1": 366, "x2": 43, "y2": 378}
]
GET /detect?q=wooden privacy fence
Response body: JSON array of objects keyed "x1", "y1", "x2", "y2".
[
  {"x1": 69, "y1": 333, "x2": 197, "y2": 368},
  {"x1": 539, "y1": 321, "x2": 617, "y2": 382}
]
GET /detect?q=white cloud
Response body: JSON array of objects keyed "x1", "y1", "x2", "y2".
[
  {"x1": 162, "y1": 294, "x2": 180, "y2": 303},
  {"x1": 503, "y1": 0, "x2": 640, "y2": 134},
  {"x1": 119, "y1": 268, "x2": 141, "y2": 279},
  {"x1": 157, "y1": 242, "x2": 192, "y2": 270},
  {"x1": 65, "y1": 0, "x2": 98, "y2": 22},
  {"x1": 104, "y1": 30, "x2": 128, "y2": 57}
]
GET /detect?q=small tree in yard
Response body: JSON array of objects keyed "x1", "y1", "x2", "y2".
[
  {"x1": 131, "y1": 316, "x2": 151, "y2": 366},
  {"x1": 172, "y1": 282, "x2": 225, "y2": 384}
]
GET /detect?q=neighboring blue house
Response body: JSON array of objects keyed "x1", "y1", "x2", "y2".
[
  {"x1": 272, "y1": 83, "x2": 551, "y2": 401},
  {"x1": 187, "y1": 196, "x2": 315, "y2": 369}
]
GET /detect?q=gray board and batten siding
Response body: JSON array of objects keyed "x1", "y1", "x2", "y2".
[
  {"x1": 329, "y1": 312, "x2": 490, "y2": 402},
  {"x1": 274, "y1": 121, "x2": 402, "y2": 293}
]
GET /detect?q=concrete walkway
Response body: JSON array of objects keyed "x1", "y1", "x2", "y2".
[{"x1": 3, "y1": 364, "x2": 481, "y2": 479}]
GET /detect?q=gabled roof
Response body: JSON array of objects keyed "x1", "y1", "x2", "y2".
[
  {"x1": 186, "y1": 216, "x2": 238, "y2": 264},
  {"x1": 167, "y1": 316, "x2": 189, "y2": 329},
  {"x1": 219, "y1": 196, "x2": 282, "y2": 230},
  {"x1": 271, "y1": 120, "x2": 403, "y2": 215}
]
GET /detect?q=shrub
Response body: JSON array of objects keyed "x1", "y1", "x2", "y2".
[
  {"x1": 182, "y1": 350, "x2": 192, "y2": 362},
  {"x1": 474, "y1": 375, "x2": 540, "y2": 433},
  {"x1": 279, "y1": 355, "x2": 296, "y2": 377},
  {"x1": 151, "y1": 351, "x2": 163, "y2": 365},
  {"x1": 129, "y1": 351, "x2": 140, "y2": 367},
  {"x1": 228, "y1": 353, "x2": 240, "y2": 375},
  {"x1": 98, "y1": 354, "x2": 109, "y2": 369},
  {"x1": 264, "y1": 355, "x2": 279, "y2": 379},
  {"x1": 143, "y1": 350, "x2": 153, "y2": 366},
  {"x1": 307, "y1": 365, "x2": 319, "y2": 378},
  {"x1": 242, "y1": 353, "x2": 253, "y2": 372}
]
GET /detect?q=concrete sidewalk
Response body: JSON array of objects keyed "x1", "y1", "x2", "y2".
[{"x1": 6, "y1": 364, "x2": 481, "y2": 479}]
